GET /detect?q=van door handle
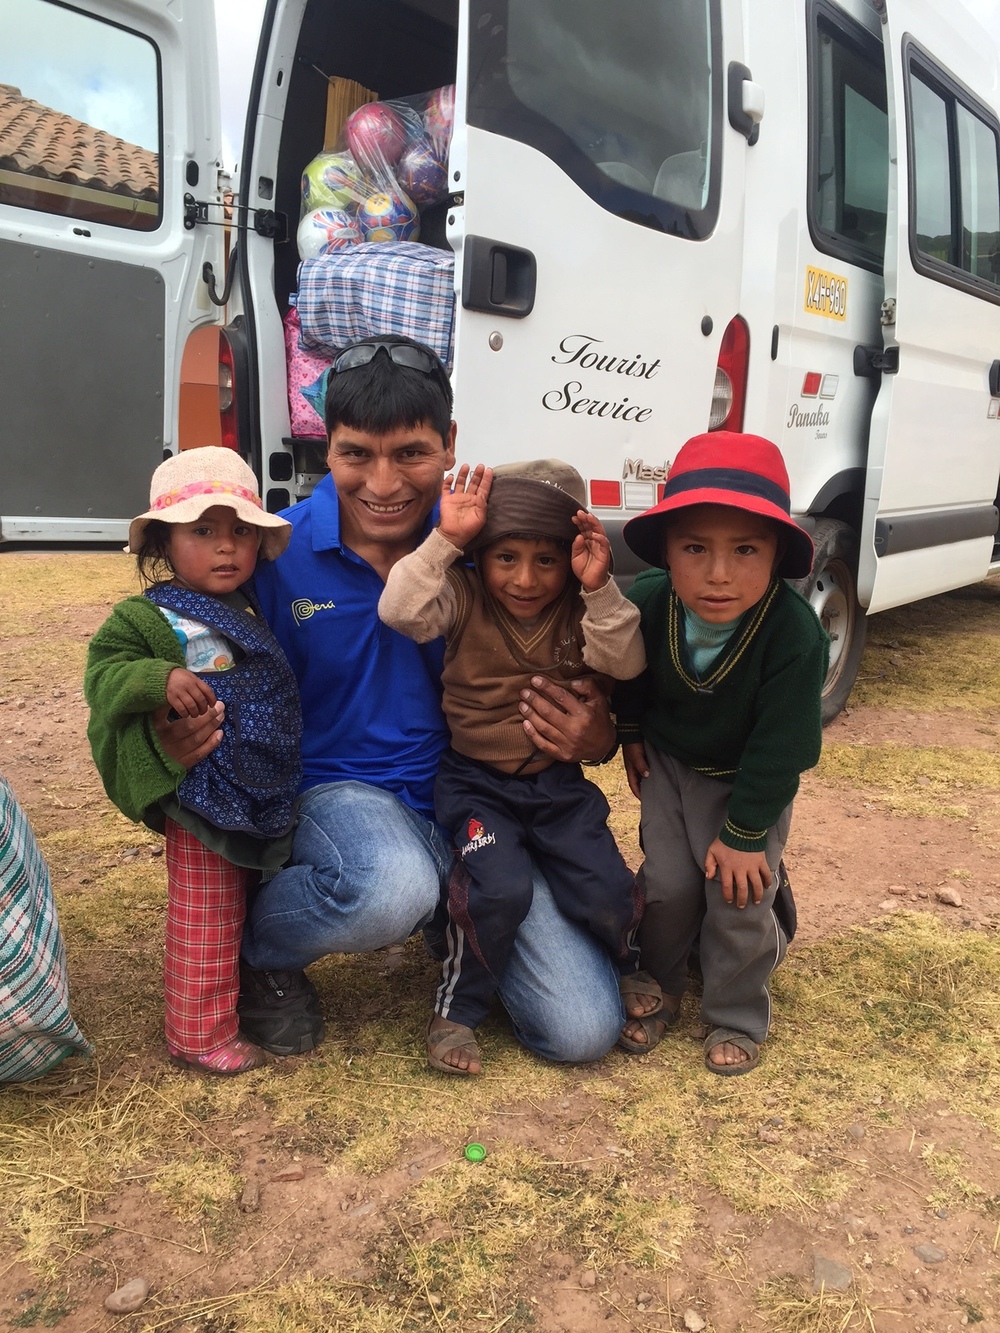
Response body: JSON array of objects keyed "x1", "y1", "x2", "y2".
[
  {"x1": 989, "y1": 359, "x2": 1000, "y2": 396},
  {"x1": 728, "y1": 62, "x2": 762, "y2": 145},
  {"x1": 462, "y1": 236, "x2": 536, "y2": 318}
]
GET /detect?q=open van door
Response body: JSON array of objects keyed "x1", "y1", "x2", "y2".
[
  {"x1": 858, "y1": 0, "x2": 1000, "y2": 612},
  {"x1": 448, "y1": 0, "x2": 747, "y2": 525},
  {"x1": 0, "y1": 0, "x2": 223, "y2": 544}
]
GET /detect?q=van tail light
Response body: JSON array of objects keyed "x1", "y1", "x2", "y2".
[
  {"x1": 708, "y1": 316, "x2": 750, "y2": 431},
  {"x1": 218, "y1": 330, "x2": 239, "y2": 450}
]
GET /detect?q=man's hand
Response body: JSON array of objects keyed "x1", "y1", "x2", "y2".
[
  {"x1": 519, "y1": 675, "x2": 616, "y2": 764},
  {"x1": 165, "y1": 668, "x2": 218, "y2": 718},
  {"x1": 571, "y1": 511, "x2": 612, "y2": 592},
  {"x1": 704, "y1": 838, "x2": 772, "y2": 909},
  {"x1": 438, "y1": 463, "x2": 493, "y2": 550},
  {"x1": 153, "y1": 701, "x2": 225, "y2": 770},
  {"x1": 622, "y1": 741, "x2": 649, "y2": 799}
]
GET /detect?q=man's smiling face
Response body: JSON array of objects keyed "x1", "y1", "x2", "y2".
[{"x1": 327, "y1": 419, "x2": 456, "y2": 556}]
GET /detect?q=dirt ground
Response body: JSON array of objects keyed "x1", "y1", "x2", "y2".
[{"x1": 1, "y1": 552, "x2": 999, "y2": 1333}]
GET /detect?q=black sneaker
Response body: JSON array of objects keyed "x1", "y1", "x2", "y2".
[{"x1": 237, "y1": 963, "x2": 325, "y2": 1056}]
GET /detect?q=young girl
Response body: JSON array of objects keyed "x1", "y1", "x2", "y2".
[{"x1": 85, "y1": 448, "x2": 302, "y2": 1076}]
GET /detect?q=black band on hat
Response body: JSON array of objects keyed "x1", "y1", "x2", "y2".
[{"x1": 662, "y1": 467, "x2": 791, "y2": 514}]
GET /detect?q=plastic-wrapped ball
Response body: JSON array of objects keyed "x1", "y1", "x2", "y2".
[
  {"x1": 297, "y1": 207, "x2": 363, "y2": 259},
  {"x1": 423, "y1": 84, "x2": 455, "y2": 158},
  {"x1": 357, "y1": 190, "x2": 420, "y2": 243},
  {"x1": 345, "y1": 102, "x2": 408, "y2": 173},
  {"x1": 397, "y1": 138, "x2": 447, "y2": 207},
  {"x1": 300, "y1": 151, "x2": 364, "y2": 213}
]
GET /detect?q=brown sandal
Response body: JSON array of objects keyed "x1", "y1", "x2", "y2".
[
  {"x1": 619, "y1": 969, "x2": 664, "y2": 1016},
  {"x1": 617, "y1": 972, "x2": 675, "y2": 1055},
  {"x1": 703, "y1": 1028, "x2": 760, "y2": 1076},
  {"x1": 617, "y1": 1006, "x2": 678, "y2": 1055},
  {"x1": 426, "y1": 1016, "x2": 481, "y2": 1075}
]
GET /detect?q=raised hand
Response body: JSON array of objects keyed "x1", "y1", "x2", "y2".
[
  {"x1": 571, "y1": 510, "x2": 612, "y2": 591},
  {"x1": 438, "y1": 463, "x2": 493, "y2": 550}
]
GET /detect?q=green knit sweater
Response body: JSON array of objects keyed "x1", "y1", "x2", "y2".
[
  {"x1": 84, "y1": 595, "x2": 293, "y2": 869},
  {"x1": 85, "y1": 596, "x2": 188, "y2": 826},
  {"x1": 614, "y1": 571, "x2": 829, "y2": 852}
]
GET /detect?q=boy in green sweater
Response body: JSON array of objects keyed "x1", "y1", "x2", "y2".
[{"x1": 614, "y1": 431, "x2": 829, "y2": 1075}]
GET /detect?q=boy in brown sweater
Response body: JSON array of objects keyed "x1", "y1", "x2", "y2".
[{"x1": 379, "y1": 460, "x2": 647, "y2": 1074}]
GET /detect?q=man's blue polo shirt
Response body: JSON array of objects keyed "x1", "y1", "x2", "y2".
[{"x1": 253, "y1": 474, "x2": 448, "y2": 819}]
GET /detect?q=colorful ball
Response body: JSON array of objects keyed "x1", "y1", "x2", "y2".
[
  {"x1": 357, "y1": 190, "x2": 420, "y2": 243},
  {"x1": 296, "y1": 207, "x2": 363, "y2": 259},
  {"x1": 423, "y1": 84, "x2": 455, "y2": 159},
  {"x1": 345, "y1": 102, "x2": 408, "y2": 173},
  {"x1": 397, "y1": 138, "x2": 447, "y2": 207},
  {"x1": 300, "y1": 151, "x2": 364, "y2": 213}
]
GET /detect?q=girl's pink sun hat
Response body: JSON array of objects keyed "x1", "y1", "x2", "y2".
[
  {"x1": 128, "y1": 447, "x2": 291, "y2": 562},
  {"x1": 622, "y1": 432, "x2": 814, "y2": 579}
]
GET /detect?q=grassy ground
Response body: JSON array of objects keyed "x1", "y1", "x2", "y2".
[{"x1": 1, "y1": 555, "x2": 999, "y2": 1332}]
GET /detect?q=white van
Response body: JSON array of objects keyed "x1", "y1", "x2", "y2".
[{"x1": 3, "y1": 0, "x2": 1000, "y2": 719}]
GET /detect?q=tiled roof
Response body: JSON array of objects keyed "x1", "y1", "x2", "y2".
[{"x1": 0, "y1": 84, "x2": 158, "y2": 200}]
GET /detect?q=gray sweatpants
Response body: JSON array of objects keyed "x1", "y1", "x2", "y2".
[{"x1": 637, "y1": 747, "x2": 791, "y2": 1044}]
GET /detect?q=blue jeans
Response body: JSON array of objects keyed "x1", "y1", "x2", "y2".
[{"x1": 242, "y1": 780, "x2": 624, "y2": 1063}]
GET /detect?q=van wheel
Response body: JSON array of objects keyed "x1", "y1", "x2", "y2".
[{"x1": 793, "y1": 518, "x2": 867, "y2": 725}]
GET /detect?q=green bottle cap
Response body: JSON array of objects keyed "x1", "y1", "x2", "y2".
[{"x1": 464, "y1": 1142, "x2": 487, "y2": 1163}]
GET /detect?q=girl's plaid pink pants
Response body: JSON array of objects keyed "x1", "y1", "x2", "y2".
[{"x1": 163, "y1": 819, "x2": 249, "y2": 1056}]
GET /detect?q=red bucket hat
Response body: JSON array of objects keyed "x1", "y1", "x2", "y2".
[{"x1": 622, "y1": 432, "x2": 814, "y2": 579}]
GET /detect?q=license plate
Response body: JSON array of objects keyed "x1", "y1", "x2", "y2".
[{"x1": 804, "y1": 265, "x2": 848, "y2": 321}]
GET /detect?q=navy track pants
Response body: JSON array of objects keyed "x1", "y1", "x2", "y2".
[{"x1": 433, "y1": 749, "x2": 641, "y2": 1030}]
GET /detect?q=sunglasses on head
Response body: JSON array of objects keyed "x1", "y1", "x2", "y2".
[{"x1": 332, "y1": 341, "x2": 443, "y2": 376}]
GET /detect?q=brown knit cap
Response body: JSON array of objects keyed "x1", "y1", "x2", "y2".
[{"x1": 467, "y1": 460, "x2": 587, "y2": 552}]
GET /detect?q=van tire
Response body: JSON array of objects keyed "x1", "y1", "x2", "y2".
[{"x1": 792, "y1": 517, "x2": 867, "y2": 725}]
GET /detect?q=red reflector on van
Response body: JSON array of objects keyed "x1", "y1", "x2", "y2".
[
  {"x1": 709, "y1": 316, "x2": 749, "y2": 432},
  {"x1": 219, "y1": 331, "x2": 239, "y2": 451},
  {"x1": 801, "y1": 372, "x2": 821, "y2": 397},
  {"x1": 590, "y1": 480, "x2": 622, "y2": 507}
]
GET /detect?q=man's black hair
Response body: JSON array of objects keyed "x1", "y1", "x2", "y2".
[{"x1": 324, "y1": 334, "x2": 453, "y2": 444}]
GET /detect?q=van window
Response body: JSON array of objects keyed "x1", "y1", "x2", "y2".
[
  {"x1": 0, "y1": 0, "x2": 160, "y2": 231},
  {"x1": 808, "y1": 6, "x2": 888, "y2": 272},
  {"x1": 908, "y1": 53, "x2": 1000, "y2": 296},
  {"x1": 467, "y1": 0, "x2": 721, "y2": 239},
  {"x1": 957, "y1": 105, "x2": 1000, "y2": 284},
  {"x1": 910, "y1": 76, "x2": 951, "y2": 265}
]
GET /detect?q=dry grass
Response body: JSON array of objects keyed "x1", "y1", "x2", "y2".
[
  {"x1": 4, "y1": 912, "x2": 997, "y2": 1327},
  {"x1": 852, "y1": 582, "x2": 1000, "y2": 712},
  {"x1": 755, "y1": 1276, "x2": 884, "y2": 1332},
  {"x1": 816, "y1": 742, "x2": 1000, "y2": 817},
  {"x1": 0, "y1": 551, "x2": 135, "y2": 625}
]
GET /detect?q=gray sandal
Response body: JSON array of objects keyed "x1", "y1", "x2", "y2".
[
  {"x1": 426, "y1": 1016, "x2": 481, "y2": 1075},
  {"x1": 703, "y1": 1027, "x2": 760, "y2": 1076},
  {"x1": 619, "y1": 969, "x2": 664, "y2": 1013},
  {"x1": 618, "y1": 971, "x2": 675, "y2": 1054},
  {"x1": 617, "y1": 1006, "x2": 678, "y2": 1055}
]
